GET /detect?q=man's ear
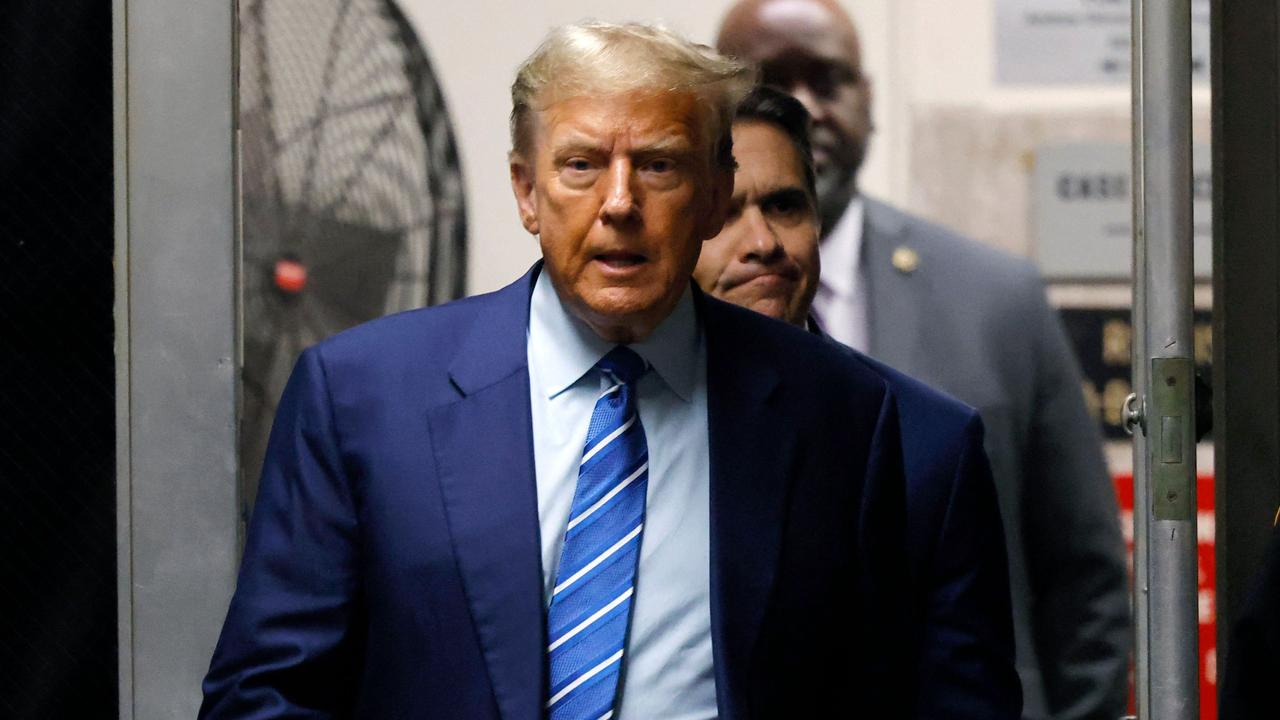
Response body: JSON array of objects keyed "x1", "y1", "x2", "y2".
[
  {"x1": 509, "y1": 151, "x2": 540, "y2": 235},
  {"x1": 861, "y1": 73, "x2": 876, "y2": 133},
  {"x1": 698, "y1": 163, "x2": 735, "y2": 242}
]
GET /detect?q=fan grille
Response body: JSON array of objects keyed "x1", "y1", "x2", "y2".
[{"x1": 238, "y1": 0, "x2": 467, "y2": 506}]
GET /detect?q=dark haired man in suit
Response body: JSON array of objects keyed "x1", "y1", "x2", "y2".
[
  {"x1": 696, "y1": 84, "x2": 1022, "y2": 718},
  {"x1": 717, "y1": 5, "x2": 1130, "y2": 716}
]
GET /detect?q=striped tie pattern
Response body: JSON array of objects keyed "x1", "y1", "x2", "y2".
[{"x1": 546, "y1": 346, "x2": 649, "y2": 720}]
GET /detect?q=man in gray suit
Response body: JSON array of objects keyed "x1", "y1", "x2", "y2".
[{"x1": 717, "y1": 2, "x2": 1130, "y2": 718}]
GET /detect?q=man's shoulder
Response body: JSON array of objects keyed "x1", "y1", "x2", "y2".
[
  {"x1": 862, "y1": 196, "x2": 1043, "y2": 296},
  {"x1": 863, "y1": 353, "x2": 975, "y2": 422},
  {"x1": 316, "y1": 288, "x2": 500, "y2": 364},
  {"x1": 702, "y1": 293, "x2": 889, "y2": 399},
  {"x1": 832, "y1": 340, "x2": 979, "y2": 438},
  {"x1": 297, "y1": 277, "x2": 532, "y2": 410},
  {"x1": 861, "y1": 196, "x2": 1057, "y2": 348}
]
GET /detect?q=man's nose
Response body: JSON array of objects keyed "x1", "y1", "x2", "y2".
[
  {"x1": 600, "y1": 159, "x2": 639, "y2": 224},
  {"x1": 741, "y1": 208, "x2": 784, "y2": 261}
]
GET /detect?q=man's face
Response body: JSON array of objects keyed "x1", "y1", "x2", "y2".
[
  {"x1": 693, "y1": 120, "x2": 819, "y2": 326},
  {"x1": 718, "y1": 0, "x2": 873, "y2": 205},
  {"x1": 511, "y1": 91, "x2": 731, "y2": 342}
]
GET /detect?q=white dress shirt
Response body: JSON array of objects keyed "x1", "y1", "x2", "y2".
[
  {"x1": 812, "y1": 195, "x2": 869, "y2": 351},
  {"x1": 527, "y1": 270, "x2": 716, "y2": 719}
]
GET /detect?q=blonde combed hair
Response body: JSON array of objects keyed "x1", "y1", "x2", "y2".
[{"x1": 510, "y1": 21, "x2": 756, "y2": 169}]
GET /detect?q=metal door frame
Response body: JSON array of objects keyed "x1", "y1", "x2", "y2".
[
  {"x1": 114, "y1": 0, "x2": 240, "y2": 716},
  {"x1": 1131, "y1": 0, "x2": 1200, "y2": 716}
]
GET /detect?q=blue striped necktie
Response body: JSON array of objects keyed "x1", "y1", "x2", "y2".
[{"x1": 545, "y1": 345, "x2": 649, "y2": 720}]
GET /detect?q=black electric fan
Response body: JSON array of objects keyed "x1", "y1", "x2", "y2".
[{"x1": 239, "y1": 0, "x2": 467, "y2": 507}]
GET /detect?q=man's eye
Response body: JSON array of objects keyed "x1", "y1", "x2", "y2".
[
  {"x1": 565, "y1": 158, "x2": 593, "y2": 172},
  {"x1": 764, "y1": 198, "x2": 800, "y2": 215},
  {"x1": 645, "y1": 159, "x2": 675, "y2": 173}
]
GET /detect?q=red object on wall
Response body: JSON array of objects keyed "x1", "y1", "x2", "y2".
[
  {"x1": 273, "y1": 258, "x2": 308, "y2": 294},
  {"x1": 1113, "y1": 473, "x2": 1216, "y2": 719}
]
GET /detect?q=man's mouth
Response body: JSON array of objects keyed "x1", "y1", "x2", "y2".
[
  {"x1": 732, "y1": 270, "x2": 799, "y2": 292},
  {"x1": 594, "y1": 252, "x2": 648, "y2": 270}
]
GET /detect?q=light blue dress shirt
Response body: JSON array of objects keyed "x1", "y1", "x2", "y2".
[{"x1": 527, "y1": 270, "x2": 716, "y2": 719}]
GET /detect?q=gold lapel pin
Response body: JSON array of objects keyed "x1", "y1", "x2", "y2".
[{"x1": 892, "y1": 246, "x2": 919, "y2": 274}]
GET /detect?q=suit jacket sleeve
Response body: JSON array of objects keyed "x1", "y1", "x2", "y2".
[
  {"x1": 199, "y1": 347, "x2": 362, "y2": 718},
  {"x1": 914, "y1": 413, "x2": 1024, "y2": 719},
  {"x1": 1020, "y1": 284, "x2": 1131, "y2": 719}
]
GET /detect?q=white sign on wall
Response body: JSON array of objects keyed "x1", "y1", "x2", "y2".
[
  {"x1": 997, "y1": 0, "x2": 1209, "y2": 85},
  {"x1": 1033, "y1": 144, "x2": 1211, "y2": 279}
]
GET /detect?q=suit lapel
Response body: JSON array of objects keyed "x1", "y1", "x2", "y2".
[
  {"x1": 428, "y1": 268, "x2": 544, "y2": 720},
  {"x1": 700, "y1": 295, "x2": 792, "y2": 719},
  {"x1": 863, "y1": 198, "x2": 925, "y2": 374}
]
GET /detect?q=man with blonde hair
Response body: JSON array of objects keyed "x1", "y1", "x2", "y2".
[{"x1": 200, "y1": 21, "x2": 1000, "y2": 718}]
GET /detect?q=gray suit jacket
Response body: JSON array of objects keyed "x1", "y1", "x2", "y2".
[{"x1": 857, "y1": 196, "x2": 1130, "y2": 720}]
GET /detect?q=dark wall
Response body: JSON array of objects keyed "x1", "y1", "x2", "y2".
[
  {"x1": 0, "y1": 2, "x2": 117, "y2": 718},
  {"x1": 1212, "y1": 0, "x2": 1280, "y2": 673}
]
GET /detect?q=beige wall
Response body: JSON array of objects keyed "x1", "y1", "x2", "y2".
[
  {"x1": 886, "y1": 0, "x2": 1209, "y2": 259},
  {"x1": 403, "y1": 0, "x2": 1208, "y2": 292}
]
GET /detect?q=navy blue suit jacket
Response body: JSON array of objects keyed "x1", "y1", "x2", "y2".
[
  {"x1": 201, "y1": 266, "x2": 1019, "y2": 718},
  {"x1": 834, "y1": 344, "x2": 1024, "y2": 717}
]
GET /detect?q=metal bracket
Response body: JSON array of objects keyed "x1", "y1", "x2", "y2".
[{"x1": 1149, "y1": 357, "x2": 1196, "y2": 521}]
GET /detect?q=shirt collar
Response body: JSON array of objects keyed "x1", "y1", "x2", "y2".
[
  {"x1": 527, "y1": 268, "x2": 701, "y2": 403},
  {"x1": 819, "y1": 194, "x2": 865, "y2": 297}
]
